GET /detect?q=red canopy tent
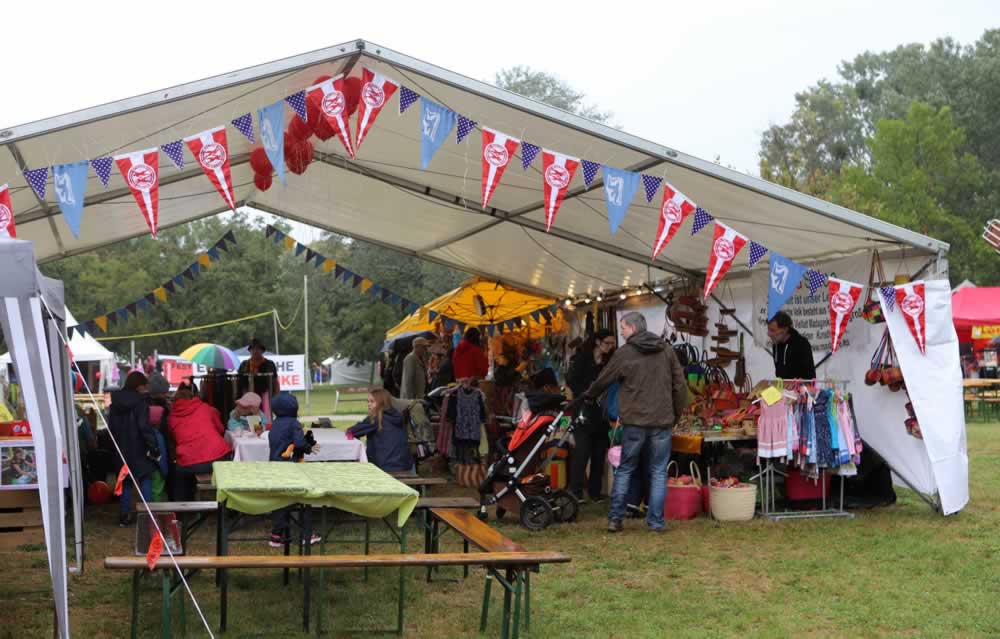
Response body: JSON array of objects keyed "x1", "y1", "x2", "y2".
[{"x1": 952, "y1": 287, "x2": 1000, "y2": 344}]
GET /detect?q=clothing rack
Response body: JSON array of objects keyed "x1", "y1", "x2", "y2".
[{"x1": 753, "y1": 378, "x2": 855, "y2": 522}]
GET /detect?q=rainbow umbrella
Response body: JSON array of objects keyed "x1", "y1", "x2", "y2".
[{"x1": 178, "y1": 343, "x2": 242, "y2": 370}]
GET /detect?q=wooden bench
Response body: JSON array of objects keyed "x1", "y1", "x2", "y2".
[
  {"x1": 105, "y1": 549, "x2": 569, "y2": 638},
  {"x1": 428, "y1": 508, "x2": 555, "y2": 637}
]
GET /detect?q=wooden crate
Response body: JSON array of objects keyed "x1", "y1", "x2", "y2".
[{"x1": 0, "y1": 489, "x2": 44, "y2": 550}]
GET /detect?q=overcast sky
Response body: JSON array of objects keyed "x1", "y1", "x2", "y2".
[{"x1": 1, "y1": 1, "x2": 993, "y2": 241}]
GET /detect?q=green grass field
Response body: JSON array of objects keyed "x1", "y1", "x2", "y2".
[
  {"x1": 292, "y1": 385, "x2": 370, "y2": 417},
  {"x1": 3, "y1": 423, "x2": 998, "y2": 638}
]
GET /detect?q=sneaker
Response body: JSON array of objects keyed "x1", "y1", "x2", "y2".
[
  {"x1": 308, "y1": 534, "x2": 322, "y2": 545},
  {"x1": 268, "y1": 534, "x2": 284, "y2": 548},
  {"x1": 648, "y1": 525, "x2": 667, "y2": 534},
  {"x1": 590, "y1": 495, "x2": 607, "y2": 504},
  {"x1": 607, "y1": 520, "x2": 624, "y2": 533}
]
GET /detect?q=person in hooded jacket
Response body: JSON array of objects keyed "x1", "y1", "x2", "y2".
[
  {"x1": 453, "y1": 327, "x2": 489, "y2": 381},
  {"x1": 267, "y1": 392, "x2": 321, "y2": 548},
  {"x1": 166, "y1": 385, "x2": 232, "y2": 501},
  {"x1": 108, "y1": 372, "x2": 160, "y2": 526},
  {"x1": 566, "y1": 329, "x2": 616, "y2": 503},
  {"x1": 583, "y1": 312, "x2": 687, "y2": 533},
  {"x1": 347, "y1": 388, "x2": 414, "y2": 472}
]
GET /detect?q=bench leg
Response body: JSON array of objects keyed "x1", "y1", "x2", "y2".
[
  {"x1": 364, "y1": 517, "x2": 372, "y2": 582},
  {"x1": 219, "y1": 503, "x2": 229, "y2": 633},
  {"x1": 215, "y1": 504, "x2": 224, "y2": 588},
  {"x1": 397, "y1": 524, "x2": 407, "y2": 636},
  {"x1": 463, "y1": 540, "x2": 470, "y2": 579},
  {"x1": 511, "y1": 571, "x2": 523, "y2": 639},
  {"x1": 501, "y1": 569, "x2": 513, "y2": 639},
  {"x1": 161, "y1": 572, "x2": 172, "y2": 639},
  {"x1": 131, "y1": 571, "x2": 140, "y2": 639},
  {"x1": 524, "y1": 571, "x2": 530, "y2": 631},
  {"x1": 177, "y1": 575, "x2": 187, "y2": 638},
  {"x1": 480, "y1": 572, "x2": 492, "y2": 632},
  {"x1": 303, "y1": 506, "x2": 312, "y2": 633},
  {"x1": 283, "y1": 525, "x2": 291, "y2": 586},
  {"x1": 317, "y1": 507, "x2": 326, "y2": 637}
]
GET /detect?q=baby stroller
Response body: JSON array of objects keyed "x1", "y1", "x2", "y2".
[{"x1": 478, "y1": 393, "x2": 583, "y2": 530}]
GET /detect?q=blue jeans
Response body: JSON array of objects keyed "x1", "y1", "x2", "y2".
[
  {"x1": 609, "y1": 426, "x2": 672, "y2": 529},
  {"x1": 119, "y1": 477, "x2": 152, "y2": 515}
]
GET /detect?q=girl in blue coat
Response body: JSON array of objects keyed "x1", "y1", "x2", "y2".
[{"x1": 347, "y1": 388, "x2": 413, "y2": 473}]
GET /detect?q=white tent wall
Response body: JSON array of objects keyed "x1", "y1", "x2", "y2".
[
  {"x1": 0, "y1": 240, "x2": 71, "y2": 639},
  {"x1": 610, "y1": 251, "x2": 962, "y2": 512},
  {"x1": 322, "y1": 357, "x2": 375, "y2": 386}
]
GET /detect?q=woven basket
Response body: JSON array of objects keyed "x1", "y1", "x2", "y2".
[{"x1": 709, "y1": 483, "x2": 757, "y2": 522}]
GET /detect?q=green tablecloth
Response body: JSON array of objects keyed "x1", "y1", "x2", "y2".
[{"x1": 212, "y1": 461, "x2": 419, "y2": 527}]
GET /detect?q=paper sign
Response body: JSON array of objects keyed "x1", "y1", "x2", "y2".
[
  {"x1": 971, "y1": 325, "x2": 1000, "y2": 339},
  {"x1": 760, "y1": 386, "x2": 783, "y2": 406}
]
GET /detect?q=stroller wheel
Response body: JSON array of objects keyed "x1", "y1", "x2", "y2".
[
  {"x1": 550, "y1": 490, "x2": 580, "y2": 523},
  {"x1": 495, "y1": 507, "x2": 506, "y2": 522},
  {"x1": 520, "y1": 496, "x2": 554, "y2": 531}
]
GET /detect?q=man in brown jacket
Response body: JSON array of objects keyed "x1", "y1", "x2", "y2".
[{"x1": 584, "y1": 311, "x2": 687, "y2": 532}]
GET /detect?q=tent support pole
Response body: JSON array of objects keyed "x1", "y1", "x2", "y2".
[
  {"x1": 272, "y1": 310, "x2": 280, "y2": 355},
  {"x1": 304, "y1": 275, "x2": 310, "y2": 416}
]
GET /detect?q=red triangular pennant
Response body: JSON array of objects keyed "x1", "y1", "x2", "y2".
[
  {"x1": 114, "y1": 149, "x2": 160, "y2": 237},
  {"x1": 652, "y1": 181, "x2": 695, "y2": 258},
  {"x1": 703, "y1": 223, "x2": 747, "y2": 299},
  {"x1": 184, "y1": 127, "x2": 236, "y2": 211},
  {"x1": 355, "y1": 67, "x2": 399, "y2": 152},
  {"x1": 306, "y1": 74, "x2": 355, "y2": 158},
  {"x1": 0, "y1": 183, "x2": 15, "y2": 238},
  {"x1": 481, "y1": 128, "x2": 519, "y2": 209},
  {"x1": 541, "y1": 150, "x2": 579, "y2": 231},
  {"x1": 895, "y1": 282, "x2": 927, "y2": 354},
  {"x1": 828, "y1": 278, "x2": 863, "y2": 353}
]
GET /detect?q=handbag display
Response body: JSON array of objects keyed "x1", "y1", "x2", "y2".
[
  {"x1": 861, "y1": 250, "x2": 888, "y2": 324},
  {"x1": 866, "y1": 330, "x2": 889, "y2": 386}
]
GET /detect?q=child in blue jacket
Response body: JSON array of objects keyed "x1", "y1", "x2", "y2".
[{"x1": 268, "y1": 392, "x2": 320, "y2": 547}]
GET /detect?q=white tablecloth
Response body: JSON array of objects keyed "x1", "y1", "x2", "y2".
[{"x1": 225, "y1": 428, "x2": 367, "y2": 463}]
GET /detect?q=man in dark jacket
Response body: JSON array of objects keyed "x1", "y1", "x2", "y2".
[
  {"x1": 584, "y1": 312, "x2": 687, "y2": 533},
  {"x1": 108, "y1": 372, "x2": 160, "y2": 526},
  {"x1": 767, "y1": 311, "x2": 817, "y2": 380}
]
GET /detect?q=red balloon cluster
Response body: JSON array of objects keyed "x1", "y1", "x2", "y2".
[
  {"x1": 249, "y1": 73, "x2": 362, "y2": 189},
  {"x1": 87, "y1": 480, "x2": 112, "y2": 505}
]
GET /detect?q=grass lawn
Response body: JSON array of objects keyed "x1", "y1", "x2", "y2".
[
  {"x1": 292, "y1": 384, "x2": 370, "y2": 417},
  {"x1": 3, "y1": 423, "x2": 999, "y2": 638}
]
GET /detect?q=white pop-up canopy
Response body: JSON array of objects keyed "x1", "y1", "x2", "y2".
[
  {"x1": 0, "y1": 239, "x2": 74, "y2": 639},
  {"x1": 2, "y1": 40, "x2": 945, "y2": 299}
]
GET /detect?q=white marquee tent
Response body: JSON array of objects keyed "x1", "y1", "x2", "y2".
[{"x1": 0, "y1": 39, "x2": 966, "y2": 637}]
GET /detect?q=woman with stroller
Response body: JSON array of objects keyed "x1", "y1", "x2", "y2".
[{"x1": 566, "y1": 329, "x2": 616, "y2": 503}]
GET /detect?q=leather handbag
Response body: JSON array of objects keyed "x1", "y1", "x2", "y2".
[{"x1": 861, "y1": 250, "x2": 888, "y2": 324}]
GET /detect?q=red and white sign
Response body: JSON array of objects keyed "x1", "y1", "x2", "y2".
[
  {"x1": 481, "y1": 128, "x2": 519, "y2": 208},
  {"x1": 184, "y1": 127, "x2": 236, "y2": 211},
  {"x1": 355, "y1": 67, "x2": 398, "y2": 152},
  {"x1": 541, "y1": 150, "x2": 579, "y2": 231},
  {"x1": 0, "y1": 183, "x2": 15, "y2": 238},
  {"x1": 703, "y1": 222, "x2": 747, "y2": 299},
  {"x1": 114, "y1": 148, "x2": 160, "y2": 237},
  {"x1": 895, "y1": 282, "x2": 927, "y2": 354},
  {"x1": 827, "y1": 277, "x2": 863, "y2": 353},
  {"x1": 652, "y1": 181, "x2": 695, "y2": 258},
  {"x1": 307, "y1": 74, "x2": 355, "y2": 159},
  {"x1": 160, "y1": 353, "x2": 308, "y2": 390}
]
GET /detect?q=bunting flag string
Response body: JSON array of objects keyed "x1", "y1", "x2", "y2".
[
  {"x1": 268, "y1": 223, "x2": 561, "y2": 333},
  {"x1": 79, "y1": 230, "x2": 237, "y2": 335},
  {"x1": 0, "y1": 65, "x2": 906, "y2": 348}
]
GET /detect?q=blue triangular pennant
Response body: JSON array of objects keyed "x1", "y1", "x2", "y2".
[
  {"x1": 52, "y1": 161, "x2": 89, "y2": 238},
  {"x1": 602, "y1": 166, "x2": 640, "y2": 234},
  {"x1": 767, "y1": 253, "x2": 808, "y2": 320},
  {"x1": 420, "y1": 98, "x2": 457, "y2": 169}
]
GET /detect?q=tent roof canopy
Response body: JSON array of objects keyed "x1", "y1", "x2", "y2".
[
  {"x1": 951, "y1": 287, "x2": 1000, "y2": 329},
  {"x1": 387, "y1": 276, "x2": 557, "y2": 339},
  {"x1": 2, "y1": 40, "x2": 947, "y2": 297}
]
